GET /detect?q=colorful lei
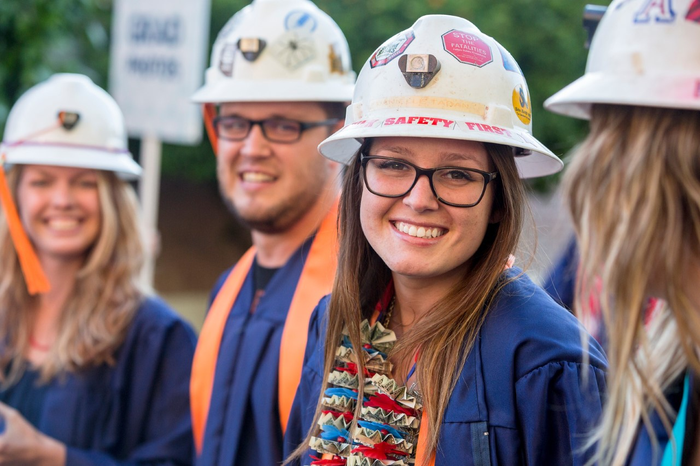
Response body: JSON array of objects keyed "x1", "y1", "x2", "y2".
[{"x1": 308, "y1": 315, "x2": 423, "y2": 466}]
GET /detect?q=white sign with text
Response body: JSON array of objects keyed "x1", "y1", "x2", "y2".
[{"x1": 109, "y1": 0, "x2": 210, "y2": 144}]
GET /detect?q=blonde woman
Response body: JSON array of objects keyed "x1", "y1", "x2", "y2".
[
  {"x1": 284, "y1": 15, "x2": 607, "y2": 466},
  {"x1": 0, "y1": 74, "x2": 196, "y2": 465},
  {"x1": 546, "y1": 0, "x2": 700, "y2": 464}
]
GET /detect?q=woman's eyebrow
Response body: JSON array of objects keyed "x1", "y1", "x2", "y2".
[
  {"x1": 440, "y1": 152, "x2": 483, "y2": 165},
  {"x1": 70, "y1": 170, "x2": 98, "y2": 181},
  {"x1": 373, "y1": 146, "x2": 413, "y2": 157}
]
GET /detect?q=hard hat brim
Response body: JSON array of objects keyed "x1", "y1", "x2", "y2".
[
  {"x1": 319, "y1": 113, "x2": 563, "y2": 179},
  {"x1": 545, "y1": 72, "x2": 700, "y2": 120},
  {"x1": 2, "y1": 144, "x2": 142, "y2": 180},
  {"x1": 191, "y1": 79, "x2": 354, "y2": 104}
]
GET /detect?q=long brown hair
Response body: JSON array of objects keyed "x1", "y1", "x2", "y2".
[
  {"x1": 290, "y1": 140, "x2": 526, "y2": 463},
  {"x1": 0, "y1": 166, "x2": 146, "y2": 384},
  {"x1": 564, "y1": 105, "x2": 700, "y2": 465}
]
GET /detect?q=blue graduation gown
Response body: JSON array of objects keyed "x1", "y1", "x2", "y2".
[
  {"x1": 543, "y1": 237, "x2": 579, "y2": 311},
  {"x1": 284, "y1": 268, "x2": 608, "y2": 465},
  {"x1": 28, "y1": 296, "x2": 196, "y2": 465},
  {"x1": 197, "y1": 241, "x2": 312, "y2": 466}
]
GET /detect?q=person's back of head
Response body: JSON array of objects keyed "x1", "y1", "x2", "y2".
[{"x1": 546, "y1": 1, "x2": 700, "y2": 463}]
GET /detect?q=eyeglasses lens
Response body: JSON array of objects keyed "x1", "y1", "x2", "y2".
[{"x1": 215, "y1": 117, "x2": 303, "y2": 142}]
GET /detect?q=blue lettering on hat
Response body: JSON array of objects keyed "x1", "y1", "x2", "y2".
[{"x1": 634, "y1": 0, "x2": 676, "y2": 23}]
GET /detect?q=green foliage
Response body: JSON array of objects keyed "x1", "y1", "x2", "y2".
[
  {"x1": 0, "y1": 0, "x2": 610, "y2": 190},
  {"x1": 0, "y1": 0, "x2": 111, "y2": 124}
]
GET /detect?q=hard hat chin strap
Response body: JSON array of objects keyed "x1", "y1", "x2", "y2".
[
  {"x1": 203, "y1": 104, "x2": 218, "y2": 155},
  {"x1": 0, "y1": 158, "x2": 50, "y2": 295}
]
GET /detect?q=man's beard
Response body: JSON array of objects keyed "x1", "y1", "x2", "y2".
[{"x1": 220, "y1": 184, "x2": 323, "y2": 234}]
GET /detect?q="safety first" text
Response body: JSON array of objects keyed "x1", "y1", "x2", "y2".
[{"x1": 383, "y1": 116, "x2": 454, "y2": 127}]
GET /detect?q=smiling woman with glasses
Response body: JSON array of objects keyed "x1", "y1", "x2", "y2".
[{"x1": 284, "y1": 14, "x2": 607, "y2": 466}]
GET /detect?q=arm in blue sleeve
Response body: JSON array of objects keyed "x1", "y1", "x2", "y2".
[
  {"x1": 516, "y1": 361, "x2": 607, "y2": 466},
  {"x1": 65, "y1": 320, "x2": 197, "y2": 466}
]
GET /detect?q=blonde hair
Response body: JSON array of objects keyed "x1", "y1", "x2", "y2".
[
  {"x1": 288, "y1": 141, "x2": 526, "y2": 464},
  {"x1": 0, "y1": 166, "x2": 146, "y2": 383},
  {"x1": 564, "y1": 105, "x2": 700, "y2": 465}
]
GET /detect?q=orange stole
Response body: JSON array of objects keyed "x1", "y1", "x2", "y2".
[
  {"x1": 190, "y1": 201, "x2": 339, "y2": 454},
  {"x1": 415, "y1": 410, "x2": 435, "y2": 466},
  {"x1": 0, "y1": 164, "x2": 50, "y2": 295}
]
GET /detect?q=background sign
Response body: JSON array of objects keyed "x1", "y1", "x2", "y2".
[{"x1": 109, "y1": 0, "x2": 210, "y2": 144}]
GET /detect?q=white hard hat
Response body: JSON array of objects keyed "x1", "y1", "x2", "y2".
[
  {"x1": 1, "y1": 73, "x2": 141, "y2": 179},
  {"x1": 192, "y1": 0, "x2": 355, "y2": 104},
  {"x1": 318, "y1": 14, "x2": 562, "y2": 179},
  {"x1": 545, "y1": 0, "x2": 700, "y2": 119}
]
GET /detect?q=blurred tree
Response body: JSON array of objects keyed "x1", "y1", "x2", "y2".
[
  {"x1": 0, "y1": 0, "x2": 609, "y2": 190},
  {"x1": 0, "y1": 0, "x2": 112, "y2": 124}
]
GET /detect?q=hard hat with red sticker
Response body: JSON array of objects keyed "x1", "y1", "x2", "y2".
[
  {"x1": 546, "y1": 0, "x2": 700, "y2": 118},
  {"x1": 319, "y1": 14, "x2": 562, "y2": 179}
]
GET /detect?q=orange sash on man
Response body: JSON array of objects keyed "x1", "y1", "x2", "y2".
[{"x1": 190, "y1": 201, "x2": 338, "y2": 454}]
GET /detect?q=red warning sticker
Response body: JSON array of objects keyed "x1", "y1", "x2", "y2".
[
  {"x1": 689, "y1": 0, "x2": 700, "y2": 23},
  {"x1": 441, "y1": 29, "x2": 492, "y2": 67}
]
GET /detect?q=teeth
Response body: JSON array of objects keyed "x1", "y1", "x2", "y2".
[
  {"x1": 395, "y1": 222, "x2": 445, "y2": 239},
  {"x1": 48, "y1": 219, "x2": 79, "y2": 230},
  {"x1": 242, "y1": 172, "x2": 274, "y2": 182}
]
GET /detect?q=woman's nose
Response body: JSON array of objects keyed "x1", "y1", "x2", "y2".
[
  {"x1": 50, "y1": 182, "x2": 76, "y2": 208},
  {"x1": 403, "y1": 174, "x2": 439, "y2": 212}
]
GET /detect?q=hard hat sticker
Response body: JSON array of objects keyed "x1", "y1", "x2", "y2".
[
  {"x1": 219, "y1": 43, "x2": 237, "y2": 77},
  {"x1": 271, "y1": 31, "x2": 317, "y2": 70},
  {"x1": 349, "y1": 119, "x2": 381, "y2": 129},
  {"x1": 329, "y1": 44, "x2": 345, "y2": 74},
  {"x1": 370, "y1": 31, "x2": 415, "y2": 68},
  {"x1": 398, "y1": 54, "x2": 441, "y2": 88},
  {"x1": 512, "y1": 85, "x2": 532, "y2": 125},
  {"x1": 461, "y1": 122, "x2": 514, "y2": 138},
  {"x1": 382, "y1": 116, "x2": 456, "y2": 129},
  {"x1": 285, "y1": 10, "x2": 318, "y2": 33},
  {"x1": 497, "y1": 44, "x2": 523, "y2": 75},
  {"x1": 238, "y1": 38, "x2": 266, "y2": 62},
  {"x1": 58, "y1": 111, "x2": 80, "y2": 130},
  {"x1": 441, "y1": 30, "x2": 493, "y2": 67},
  {"x1": 634, "y1": 0, "x2": 676, "y2": 23},
  {"x1": 456, "y1": 121, "x2": 528, "y2": 144},
  {"x1": 687, "y1": 0, "x2": 700, "y2": 22}
]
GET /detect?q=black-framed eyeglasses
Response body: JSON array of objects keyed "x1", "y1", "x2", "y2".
[
  {"x1": 360, "y1": 155, "x2": 498, "y2": 208},
  {"x1": 212, "y1": 115, "x2": 340, "y2": 143}
]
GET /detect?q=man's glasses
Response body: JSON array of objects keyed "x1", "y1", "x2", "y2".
[
  {"x1": 212, "y1": 115, "x2": 340, "y2": 143},
  {"x1": 360, "y1": 155, "x2": 498, "y2": 208}
]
